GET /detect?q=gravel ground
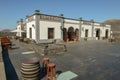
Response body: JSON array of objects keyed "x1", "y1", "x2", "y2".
[{"x1": 3, "y1": 40, "x2": 120, "y2": 80}]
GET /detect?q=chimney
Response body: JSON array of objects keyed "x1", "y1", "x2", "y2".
[
  {"x1": 26, "y1": 15, "x2": 30, "y2": 19},
  {"x1": 59, "y1": 14, "x2": 64, "y2": 17},
  {"x1": 79, "y1": 17, "x2": 82, "y2": 21},
  {"x1": 20, "y1": 19, "x2": 23, "y2": 23},
  {"x1": 34, "y1": 10, "x2": 40, "y2": 15},
  {"x1": 91, "y1": 19, "x2": 94, "y2": 23}
]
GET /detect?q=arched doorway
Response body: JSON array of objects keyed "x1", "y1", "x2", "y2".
[
  {"x1": 68, "y1": 27, "x2": 74, "y2": 41},
  {"x1": 75, "y1": 29, "x2": 79, "y2": 41},
  {"x1": 63, "y1": 28, "x2": 68, "y2": 42}
]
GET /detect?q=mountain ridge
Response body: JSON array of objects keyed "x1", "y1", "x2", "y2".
[{"x1": 103, "y1": 19, "x2": 120, "y2": 32}]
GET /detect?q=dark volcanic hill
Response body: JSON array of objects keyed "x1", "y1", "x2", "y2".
[{"x1": 103, "y1": 19, "x2": 120, "y2": 32}]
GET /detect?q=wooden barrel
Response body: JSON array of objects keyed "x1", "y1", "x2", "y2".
[{"x1": 21, "y1": 57, "x2": 40, "y2": 80}]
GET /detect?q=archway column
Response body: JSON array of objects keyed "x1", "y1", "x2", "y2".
[
  {"x1": 91, "y1": 19, "x2": 94, "y2": 40},
  {"x1": 34, "y1": 10, "x2": 40, "y2": 43},
  {"x1": 60, "y1": 14, "x2": 64, "y2": 41}
]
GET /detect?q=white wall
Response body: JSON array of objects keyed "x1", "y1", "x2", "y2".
[
  {"x1": 26, "y1": 21, "x2": 36, "y2": 39},
  {"x1": 81, "y1": 25, "x2": 92, "y2": 38},
  {"x1": 16, "y1": 25, "x2": 22, "y2": 37},
  {"x1": 64, "y1": 19, "x2": 79, "y2": 24},
  {"x1": 39, "y1": 20, "x2": 61, "y2": 40},
  {"x1": 94, "y1": 23, "x2": 100, "y2": 26},
  {"x1": 94, "y1": 26, "x2": 103, "y2": 38},
  {"x1": 64, "y1": 19, "x2": 79, "y2": 31},
  {"x1": 64, "y1": 23, "x2": 79, "y2": 29},
  {"x1": 94, "y1": 25, "x2": 111, "y2": 38}
]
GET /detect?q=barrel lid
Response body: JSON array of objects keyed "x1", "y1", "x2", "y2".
[{"x1": 22, "y1": 57, "x2": 39, "y2": 64}]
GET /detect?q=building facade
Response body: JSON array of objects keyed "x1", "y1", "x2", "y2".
[
  {"x1": 16, "y1": 19, "x2": 26, "y2": 38},
  {"x1": 17, "y1": 10, "x2": 111, "y2": 43}
]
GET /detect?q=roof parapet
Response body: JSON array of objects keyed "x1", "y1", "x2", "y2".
[{"x1": 106, "y1": 24, "x2": 111, "y2": 27}]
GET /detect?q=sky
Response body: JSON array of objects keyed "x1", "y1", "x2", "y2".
[{"x1": 0, "y1": 0, "x2": 120, "y2": 30}]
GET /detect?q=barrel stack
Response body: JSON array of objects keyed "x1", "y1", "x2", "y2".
[{"x1": 21, "y1": 57, "x2": 40, "y2": 80}]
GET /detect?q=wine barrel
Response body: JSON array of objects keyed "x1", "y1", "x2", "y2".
[{"x1": 21, "y1": 57, "x2": 40, "y2": 80}]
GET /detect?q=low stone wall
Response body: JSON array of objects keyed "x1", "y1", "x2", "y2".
[
  {"x1": 29, "y1": 43, "x2": 45, "y2": 55},
  {"x1": 28, "y1": 43, "x2": 67, "y2": 56},
  {"x1": 16, "y1": 39, "x2": 67, "y2": 55},
  {"x1": 0, "y1": 40, "x2": 6, "y2": 80},
  {"x1": 46, "y1": 44, "x2": 67, "y2": 55}
]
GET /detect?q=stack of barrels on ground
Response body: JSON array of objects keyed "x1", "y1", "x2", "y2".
[
  {"x1": 20, "y1": 57, "x2": 41, "y2": 80},
  {"x1": 1, "y1": 36, "x2": 12, "y2": 50}
]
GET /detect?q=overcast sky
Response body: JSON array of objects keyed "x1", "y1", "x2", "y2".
[{"x1": 0, "y1": 0, "x2": 120, "y2": 30}]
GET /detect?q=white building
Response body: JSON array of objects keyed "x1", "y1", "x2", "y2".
[
  {"x1": 16, "y1": 19, "x2": 26, "y2": 37},
  {"x1": 17, "y1": 10, "x2": 111, "y2": 43}
]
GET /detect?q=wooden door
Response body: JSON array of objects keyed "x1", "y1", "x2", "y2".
[
  {"x1": 105, "y1": 29, "x2": 108, "y2": 38},
  {"x1": 85, "y1": 29, "x2": 88, "y2": 37},
  {"x1": 48, "y1": 28, "x2": 54, "y2": 39}
]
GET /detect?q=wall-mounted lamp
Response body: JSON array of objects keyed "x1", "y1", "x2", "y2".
[{"x1": 32, "y1": 24, "x2": 35, "y2": 28}]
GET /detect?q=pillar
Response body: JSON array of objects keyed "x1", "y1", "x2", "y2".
[
  {"x1": 79, "y1": 17, "x2": 82, "y2": 41},
  {"x1": 91, "y1": 19, "x2": 94, "y2": 40},
  {"x1": 59, "y1": 14, "x2": 64, "y2": 41},
  {"x1": 34, "y1": 10, "x2": 40, "y2": 43}
]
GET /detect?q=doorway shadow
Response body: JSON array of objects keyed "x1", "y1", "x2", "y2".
[{"x1": 2, "y1": 47, "x2": 19, "y2": 80}]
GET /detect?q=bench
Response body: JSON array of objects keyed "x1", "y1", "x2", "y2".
[{"x1": 1, "y1": 36, "x2": 12, "y2": 49}]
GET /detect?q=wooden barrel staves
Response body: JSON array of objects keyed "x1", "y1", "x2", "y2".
[{"x1": 21, "y1": 57, "x2": 40, "y2": 80}]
